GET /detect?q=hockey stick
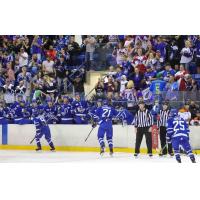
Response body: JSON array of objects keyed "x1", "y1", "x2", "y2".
[
  {"x1": 84, "y1": 127, "x2": 95, "y2": 142},
  {"x1": 159, "y1": 143, "x2": 168, "y2": 155},
  {"x1": 30, "y1": 136, "x2": 36, "y2": 144}
]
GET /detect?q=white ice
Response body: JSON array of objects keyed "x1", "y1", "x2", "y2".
[{"x1": 0, "y1": 150, "x2": 199, "y2": 163}]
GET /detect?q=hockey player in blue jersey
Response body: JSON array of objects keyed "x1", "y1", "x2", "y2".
[
  {"x1": 166, "y1": 109, "x2": 196, "y2": 163},
  {"x1": 30, "y1": 100, "x2": 44, "y2": 122},
  {"x1": 72, "y1": 93, "x2": 89, "y2": 124},
  {"x1": 13, "y1": 100, "x2": 32, "y2": 124},
  {"x1": 0, "y1": 100, "x2": 8, "y2": 124},
  {"x1": 117, "y1": 108, "x2": 134, "y2": 125},
  {"x1": 44, "y1": 99, "x2": 58, "y2": 124},
  {"x1": 92, "y1": 99, "x2": 119, "y2": 156},
  {"x1": 32, "y1": 111, "x2": 55, "y2": 151},
  {"x1": 59, "y1": 96, "x2": 74, "y2": 124}
]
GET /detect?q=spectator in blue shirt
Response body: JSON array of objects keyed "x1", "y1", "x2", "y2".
[
  {"x1": 31, "y1": 35, "x2": 43, "y2": 61},
  {"x1": 154, "y1": 36, "x2": 167, "y2": 61},
  {"x1": 162, "y1": 64, "x2": 176, "y2": 82}
]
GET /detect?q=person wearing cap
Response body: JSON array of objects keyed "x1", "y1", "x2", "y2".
[
  {"x1": 157, "y1": 101, "x2": 173, "y2": 156},
  {"x1": 134, "y1": 101, "x2": 154, "y2": 157}
]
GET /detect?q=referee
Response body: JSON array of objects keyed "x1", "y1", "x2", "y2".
[
  {"x1": 134, "y1": 101, "x2": 154, "y2": 157},
  {"x1": 157, "y1": 101, "x2": 173, "y2": 156}
]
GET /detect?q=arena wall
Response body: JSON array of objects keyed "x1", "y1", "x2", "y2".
[{"x1": 0, "y1": 125, "x2": 200, "y2": 152}]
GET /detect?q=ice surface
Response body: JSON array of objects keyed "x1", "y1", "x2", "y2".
[{"x1": 0, "y1": 150, "x2": 199, "y2": 163}]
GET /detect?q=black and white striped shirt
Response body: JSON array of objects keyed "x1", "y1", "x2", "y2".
[
  {"x1": 134, "y1": 109, "x2": 153, "y2": 128},
  {"x1": 157, "y1": 109, "x2": 170, "y2": 127}
]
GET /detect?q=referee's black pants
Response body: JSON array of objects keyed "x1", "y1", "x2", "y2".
[
  {"x1": 159, "y1": 126, "x2": 173, "y2": 155},
  {"x1": 135, "y1": 127, "x2": 152, "y2": 154}
]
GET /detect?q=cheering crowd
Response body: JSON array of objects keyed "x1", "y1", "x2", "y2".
[{"x1": 0, "y1": 35, "x2": 200, "y2": 125}]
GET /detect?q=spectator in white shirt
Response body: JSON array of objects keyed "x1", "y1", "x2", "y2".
[
  {"x1": 180, "y1": 40, "x2": 193, "y2": 71},
  {"x1": 120, "y1": 75, "x2": 128, "y2": 94},
  {"x1": 42, "y1": 56, "x2": 54, "y2": 76},
  {"x1": 112, "y1": 41, "x2": 127, "y2": 65},
  {"x1": 19, "y1": 47, "x2": 28, "y2": 67}
]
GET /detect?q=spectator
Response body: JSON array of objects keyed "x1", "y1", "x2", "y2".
[
  {"x1": 120, "y1": 75, "x2": 128, "y2": 95},
  {"x1": 17, "y1": 66, "x2": 32, "y2": 101},
  {"x1": 105, "y1": 76, "x2": 115, "y2": 96},
  {"x1": 175, "y1": 64, "x2": 188, "y2": 91},
  {"x1": 144, "y1": 66, "x2": 157, "y2": 86},
  {"x1": 6, "y1": 62, "x2": 15, "y2": 83},
  {"x1": 43, "y1": 75, "x2": 57, "y2": 99},
  {"x1": 124, "y1": 35, "x2": 134, "y2": 48},
  {"x1": 128, "y1": 67, "x2": 144, "y2": 91},
  {"x1": 15, "y1": 80, "x2": 26, "y2": 100},
  {"x1": 153, "y1": 50, "x2": 164, "y2": 72},
  {"x1": 115, "y1": 65, "x2": 125, "y2": 81},
  {"x1": 178, "y1": 103, "x2": 191, "y2": 124},
  {"x1": 84, "y1": 35, "x2": 96, "y2": 70},
  {"x1": 190, "y1": 79, "x2": 199, "y2": 91},
  {"x1": 132, "y1": 48, "x2": 147, "y2": 73},
  {"x1": 168, "y1": 39, "x2": 179, "y2": 67},
  {"x1": 42, "y1": 56, "x2": 54, "y2": 76},
  {"x1": 154, "y1": 36, "x2": 167, "y2": 62},
  {"x1": 162, "y1": 64, "x2": 176, "y2": 82},
  {"x1": 68, "y1": 75, "x2": 85, "y2": 99},
  {"x1": 112, "y1": 41, "x2": 127, "y2": 65},
  {"x1": 46, "y1": 45, "x2": 57, "y2": 61},
  {"x1": 2, "y1": 79, "x2": 15, "y2": 105},
  {"x1": 54, "y1": 56, "x2": 68, "y2": 93},
  {"x1": 195, "y1": 36, "x2": 200, "y2": 74},
  {"x1": 95, "y1": 78, "x2": 105, "y2": 97},
  {"x1": 106, "y1": 66, "x2": 117, "y2": 79},
  {"x1": 28, "y1": 54, "x2": 42, "y2": 76},
  {"x1": 189, "y1": 100, "x2": 200, "y2": 119},
  {"x1": 145, "y1": 52, "x2": 157, "y2": 68},
  {"x1": 165, "y1": 75, "x2": 179, "y2": 100},
  {"x1": 145, "y1": 43, "x2": 155, "y2": 58},
  {"x1": 67, "y1": 36, "x2": 80, "y2": 66},
  {"x1": 22, "y1": 36, "x2": 31, "y2": 55},
  {"x1": 190, "y1": 110, "x2": 200, "y2": 126},
  {"x1": 127, "y1": 43, "x2": 135, "y2": 62},
  {"x1": 31, "y1": 35, "x2": 43, "y2": 61},
  {"x1": 121, "y1": 80, "x2": 139, "y2": 115},
  {"x1": 180, "y1": 40, "x2": 193, "y2": 71},
  {"x1": 19, "y1": 47, "x2": 28, "y2": 68}
]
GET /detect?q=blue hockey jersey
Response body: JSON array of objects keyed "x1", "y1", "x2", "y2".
[
  {"x1": 93, "y1": 105, "x2": 118, "y2": 127},
  {"x1": 117, "y1": 109, "x2": 134, "y2": 125},
  {"x1": 72, "y1": 100, "x2": 89, "y2": 124},
  {"x1": 33, "y1": 115, "x2": 49, "y2": 134},
  {"x1": 166, "y1": 116, "x2": 190, "y2": 141},
  {"x1": 44, "y1": 104, "x2": 58, "y2": 123},
  {"x1": 59, "y1": 103, "x2": 74, "y2": 123}
]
